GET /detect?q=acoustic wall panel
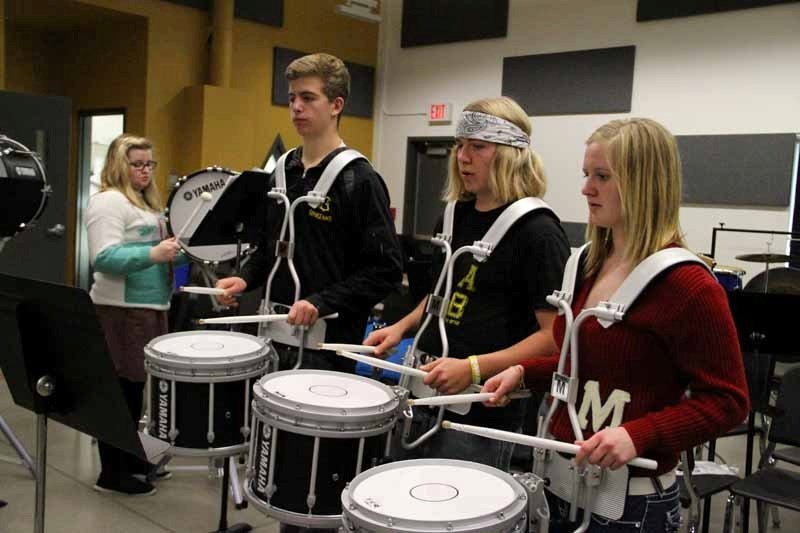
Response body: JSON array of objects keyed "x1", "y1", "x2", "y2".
[
  {"x1": 272, "y1": 47, "x2": 375, "y2": 118},
  {"x1": 561, "y1": 222, "x2": 588, "y2": 248},
  {"x1": 502, "y1": 46, "x2": 635, "y2": 116},
  {"x1": 637, "y1": 0, "x2": 799, "y2": 22},
  {"x1": 401, "y1": 0, "x2": 508, "y2": 48},
  {"x1": 162, "y1": 0, "x2": 283, "y2": 26},
  {"x1": 678, "y1": 133, "x2": 796, "y2": 207}
]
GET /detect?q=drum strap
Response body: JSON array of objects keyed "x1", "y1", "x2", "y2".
[
  {"x1": 440, "y1": 197, "x2": 553, "y2": 261},
  {"x1": 554, "y1": 245, "x2": 710, "y2": 327},
  {"x1": 273, "y1": 148, "x2": 367, "y2": 206}
]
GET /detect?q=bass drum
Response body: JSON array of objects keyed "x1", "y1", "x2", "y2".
[
  {"x1": 0, "y1": 135, "x2": 49, "y2": 238},
  {"x1": 165, "y1": 167, "x2": 241, "y2": 263}
]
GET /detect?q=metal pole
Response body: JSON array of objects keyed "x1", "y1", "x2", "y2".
[
  {"x1": 0, "y1": 415, "x2": 36, "y2": 477},
  {"x1": 34, "y1": 413, "x2": 47, "y2": 533}
]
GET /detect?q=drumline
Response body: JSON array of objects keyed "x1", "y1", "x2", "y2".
[{"x1": 142, "y1": 163, "x2": 663, "y2": 533}]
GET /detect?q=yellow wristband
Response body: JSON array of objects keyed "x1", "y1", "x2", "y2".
[{"x1": 468, "y1": 355, "x2": 481, "y2": 385}]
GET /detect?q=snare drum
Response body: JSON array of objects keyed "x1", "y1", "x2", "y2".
[
  {"x1": 714, "y1": 265, "x2": 746, "y2": 291},
  {"x1": 0, "y1": 135, "x2": 49, "y2": 238},
  {"x1": 341, "y1": 459, "x2": 530, "y2": 532},
  {"x1": 245, "y1": 370, "x2": 403, "y2": 529},
  {"x1": 144, "y1": 331, "x2": 268, "y2": 456},
  {"x1": 165, "y1": 167, "x2": 241, "y2": 263}
]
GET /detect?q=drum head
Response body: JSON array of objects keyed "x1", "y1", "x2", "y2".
[
  {"x1": 343, "y1": 459, "x2": 527, "y2": 532},
  {"x1": 166, "y1": 167, "x2": 243, "y2": 262},
  {"x1": 0, "y1": 136, "x2": 48, "y2": 237},
  {"x1": 145, "y1": 331, "x2": 267, "y2": 370},
  {"x1": 258, "y1": 370, "x2": 394, "y2": 410}
]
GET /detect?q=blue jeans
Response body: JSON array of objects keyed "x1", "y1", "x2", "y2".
[{"x1": 546, "y1": 481, "x2": 681, "y2": 532}]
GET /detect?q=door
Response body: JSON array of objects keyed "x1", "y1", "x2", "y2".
[
  {"x1": 0, "y1": 90, "x2": 71, "y2": 284},
  {"x1": 403, "y1": 138, "x2": 453, "y2": 237}
]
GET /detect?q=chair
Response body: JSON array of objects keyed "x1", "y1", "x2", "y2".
[
  {"x1": 723, "y1": 367, "x2": 800, "y2": 533},
  {"x1": 678, "y1": 448, "x2": 740, "y2": 533},
  {"x1": 686, "y1": 348, "x2": 777, "y2": 533}
]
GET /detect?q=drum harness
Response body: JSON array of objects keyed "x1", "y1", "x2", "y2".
[
  {"x1": 259, "y1": 147, "x2": 367, "y2": 371},
  {"x1": 399, "y1": 197, "x2": 555, "y2": 450},
  {"x1": 535, "y1": 244, "x2": 709, "y2": 532}
]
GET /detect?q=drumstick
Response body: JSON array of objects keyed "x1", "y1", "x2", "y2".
[
  {"x1": 442, "y1": 421, "x2": 658, "y2": 471},
  {"x1": 197, "y1": 312, "x2": 339, "y2": 325},
  {"x1": 180, "y1": 286, "x2": 226, "y2": 296},
  {"x1": 336, "y1": 350, "x2": 428, "y2": 379},
  {"x1": 176, "y1": 191, "x2": 213, "y2": 241},
  {"x1": 407, "y1": 390, "x2": 531, "y2": 407},
  {"x1": 317, "y1": 343, "x2": 376, "y2": 354}
]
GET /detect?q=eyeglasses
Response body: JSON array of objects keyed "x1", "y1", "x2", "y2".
[{"x1": 129, "y1": 160, "x2": 158, "y2": 170}]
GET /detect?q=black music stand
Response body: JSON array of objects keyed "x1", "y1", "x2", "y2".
[
  {"x1": 0, "y1": 274, "x2": 169, "y2": 533},
  {"x1": 727, "y1": 290, "x2": 800, "y2": 533},
  {"x1": 188, "y1": 170, "x2": 269, "y2": 257}
]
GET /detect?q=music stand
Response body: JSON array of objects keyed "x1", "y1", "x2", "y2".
[
  {"x1": 726, "y1": 290, "x2": 800, "y2": 533},
  {"x1": 0, "y1": 274, "x2": 169, "y2": 533},
  {"x1": 188, "y1": 169, "x2": 269, "y2": 258}
]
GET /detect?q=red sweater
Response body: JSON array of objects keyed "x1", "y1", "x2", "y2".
[{"x1": 522, "y1": 263, "x2": 749, "y2": 475}]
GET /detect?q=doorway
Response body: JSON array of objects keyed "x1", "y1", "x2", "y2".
[
  {"x1": 74, "y1": 111, "x2": 125, "y2": 290},
  {"x1": 402, "y1": 137, "x2": 454, "y2": 238}
]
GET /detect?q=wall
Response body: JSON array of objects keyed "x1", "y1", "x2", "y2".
[
  {"x1": 79, "y1": 0, "x2": 379, "y2": 184},
  {"x1": 373, "y1": 0, "x2": 800, "y2": 276},
  {"x1": 0, "y1": 0, "x2": 5, "y2": 90}
]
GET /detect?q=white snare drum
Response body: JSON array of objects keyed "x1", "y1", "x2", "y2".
[
  {"x1": 341, "y1": 459, "x2": 530, "y2": 532},
  {"x1": 245, "y1": 370, "x2": 403, "y2": 529},
  {"x1": 165, "y1": 167, "x2": 242, "y2": 263},
  {"x1": 144, "y1": 331, "x2": 268, "y2": 456}
]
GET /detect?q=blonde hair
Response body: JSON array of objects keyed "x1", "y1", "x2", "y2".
[
  {"x1": 583, "y1": 118, "x2": 685, "y2": 277},
  {"x1": 100, "y1": 134, "x2": 162, "y2": 211},
  {"x1": 443, "y1": 97, "x2": 546, "y2": 203},
  {"x1": 285, "y1": 53, "x2": 350, "y2": 103}
]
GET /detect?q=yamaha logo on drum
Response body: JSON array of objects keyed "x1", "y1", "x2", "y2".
[
  {"x1": 255, "y1": 422, "x2": 272, "y2": 494},
  {"x1": 183, "y1": 191, "x2": 193, "y2": 201},
  {"x1": 188, "y1": 178, "x2": 226, "y2": 199},
  {"x1": 157, "y1": 380, "x2": 170, "y2": 439}
]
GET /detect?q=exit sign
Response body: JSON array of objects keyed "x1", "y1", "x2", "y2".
[{"x1": 428, "y1": 103, "x2": 452, "y2": 124}]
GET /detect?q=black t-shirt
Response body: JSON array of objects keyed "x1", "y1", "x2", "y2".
[{"x1": 418, "y1": 199, "x2": 570, "y2": 427}]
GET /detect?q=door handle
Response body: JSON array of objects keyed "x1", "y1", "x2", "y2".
[{"x1": 46, "y1": 223, "x2": 65, "y2": 238}]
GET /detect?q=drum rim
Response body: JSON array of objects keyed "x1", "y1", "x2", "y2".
[
  {"x1": 144, "y1": 330, "x2": 268, "y2": 370},
  {"x1": 253, "y1": 369, "x2": 401, "y2": 424},
  {"x1": 0, "y1": 136, "x2": 49, "y2": 233},
  {"x1": 165, "y1": 166, "x2": 241, "y2": 263},
  {"x1": 341, "y1": 458, "x2": 528, "y2": 532},
  {"x1": 243, "y1": 474, "x2": 343, "y2": 529}
]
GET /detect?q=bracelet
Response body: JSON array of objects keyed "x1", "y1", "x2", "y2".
[
  {"x1": 468, "y1": 355, "x2": 482, "y2": 385},
  {"x1": 513, "y1": 364, "x2": 526, "y2": 391}
]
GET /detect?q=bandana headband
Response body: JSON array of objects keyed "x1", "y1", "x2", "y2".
[{"x1": 455, "y1": 111, "x2": 531, "y2": 149}]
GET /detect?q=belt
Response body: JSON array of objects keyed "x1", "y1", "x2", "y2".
[{"x1": 627, "y1": 470, "x2": 676, "y2": 496}]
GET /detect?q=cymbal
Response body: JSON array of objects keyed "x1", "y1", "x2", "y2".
[{"x1": 735, "y1": 253, "x2": 795, "y2": 263}]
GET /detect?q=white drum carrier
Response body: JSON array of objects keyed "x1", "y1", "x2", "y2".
[
  {"x1": 245, "y1": 370, "x2": 404, "y2": 529},
  {"x1": 400, "y1": 198, "x2": 555, "y2": 448},
  {"x1": 341, "y1": 459, "x2": 547, "y2": 533},
  {"x1": 257, "y1": 148, "x2": 367, "y2": 366},
  {"x1": 144, "y1": 331, "x2": 268, "y2": 456},
  {"x1": 535, "y1": 244, "x2": 709, "y2": 532}
]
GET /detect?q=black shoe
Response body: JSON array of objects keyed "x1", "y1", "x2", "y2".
[
  {"x1": 93, "y1": 475, "x2": 156, "y2": 496},
  {"x1": 133, "y1": 467, "x2": 172, "y2": 483}
]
